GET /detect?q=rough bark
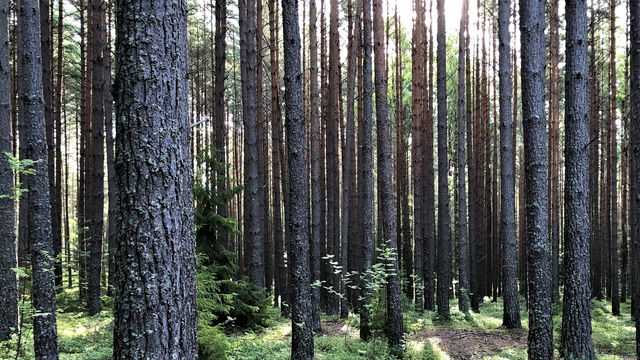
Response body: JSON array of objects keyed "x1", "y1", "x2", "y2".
[
  {"x1": 424, "y1": 0, "x2": 436, "y2": 312},
  {"x1": 499, "y1": 0, "x2": 521, "y2": 329},
  {"x1": 560, "y1": 0, "x2": 596, "y2": 358},
  {"x1": 240, "y1": 0, "x2": 264, "y2": 288},
  {"x1": 86, "y1": 0, "x2": 107, "y2": 315},
  {"x1": 0, "y1": 0, "x2": 18, "y2": 341},
  {"x1": 282, "y1": 0, "x2": 314, "y2": 357},
  {"x1": 456, "y1": 0, "x2": 470, "y2": 315},
  {"x1": 326, "y1": 0, "x2": 341, "y2": 316},
  {"x1": 372, "y1": 0, "x2": 403, "y2": 351},
  {"x1": 411, "y1": 0, "x2": 425, "y2": 311},
  {"x1": 630, "y1": 0, "x2": 640, "y2": 354},
  {"x1": 360, "y1": 0, "x2": 374, "y2": 341},
  {"x1": 18, "y1": 0, "x2": 59, "y2": 356},
  {"x1": 113, "y1": 0, "x2": 197, "y2": 357},
  {"x1": 214, "y1": 0, "x2": 228, "y2": 248},
  {"x1": 435, "y1": 0, "x2": 451, "y2": 319},
  {"x1": 609, "y1": 0, "x2": 620, "y2": 316},
  {"x1": 308, "y1": 0, "x2": 321, "y2": 331},
  {"x1": 520, "y1": 0, "x2": 553, "y2": 357}
]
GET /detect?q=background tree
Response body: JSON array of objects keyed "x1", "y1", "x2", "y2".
[{"x1": 435, "y1": 0, "x2": 451, "y2": 319}]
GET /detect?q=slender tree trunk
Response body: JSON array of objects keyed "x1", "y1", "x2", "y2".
[
  {"x1": 52, "y1": 0, "x2": 64, "y2": 288},
  {"x1": 435, "y1": 0, "x2": 451, "y2": 319},
  {"x1": 359, "y1": 0, "x2": 374, "y2": 341},
  {"x1": 18, "y1": 0, "x2": 59, "y2": 356},
  {"x1": 282, "y1": 0, "x2": 314, "y2": 357},
  {"x1": 325, "y1": 0, "x2": 341, "y2": 316},
  {"x1": 0, "y1": 0, "x2": 18, "y2": 341},
  {"x1": 214, "y1": 0, "x2": 228, "y2": 248},
  {"x1": 308, "y1": 0, "x2": 321, "y2": 331},
  {"x1": 86, "y1": 0, "x2": 106, "y2": 315},
  {"x1": 240, "y1": 0, "x2": 265, "y2": 288},
  {"x1": 411, "y1": 0, "x2": 425, "y2": 311},
  {"x1": 560, "y1": 0, "x2": 596, "y2": 357},
  {"x1": 609, "y1": 0, "x2": 620, "y2": 316},
  {"x1": 631, "y1": 1, "x2": 640, "y2": 353},
  {"x1": 520, "y1": 0, "x2": 553, "y2": 358},
  {"x1": 372, "y1": 0, "x2": 403, "y2": 350},
  {"x1": 113, "y1": 0, "x2": 197, "y2": 357},
  {"x1": 499, "y1": 0, "x2": 521, "y2": 328},
  {"x1": 424, "y1": 0, "x2": 436, "y2": 312}
]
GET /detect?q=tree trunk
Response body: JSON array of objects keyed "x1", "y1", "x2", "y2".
[
  {"x1": 519, "y1": 0, "x2": 553, "y2": 358},
  {"x1": 424, "y1": 0, "x2": 436, "y2": 312},
  {"x1": 52, "y1": 0, "x2": 64, "y2": 288},
  {"x1": 411, "y1": 0, "x2": 425, "y2": 311},
  {"x1": 113, "y1": 0, "x2": 197, "y2": 357},
  {"x1": 609, "y1": 0, "x2": 620, "y2": 316},
  {"x1": 499, "y1": 0, "x2": 521, "y2": 329},
  {"x1": 308, "y1": 0, "x2": 321, "y2": 331},
  {"x1": 631, "y1": 0, "x2": 640, "y2": 352},
  {"x1": 435, "y1": 0, "x2": 451, "y2": 319},
  {"x1": 282, "y1": 0, "x2": 314, "y2": 357},
  {"x1": 560, "y1": 0, "x2": 596, "y2": 357},
  {"x1": 214, "y1": 0, "x2": 228, "y2": 248},
  {"x1": 86, "y1": 0, "x2": 107, "y2": 315},
  {"x1": 0, "y1": 0, "x2": 18, "y2": 341},
  {"x1": 18, "y1": 0, "x2": 59, "y2": 356},
  {"x1": 240, "y1": 0, "x2": 264, "y2": 288},
  {"x1": 359, "y1": 0, "x2": 374, "y2": 341},
  {"x1": 372, "y1": 0, "x2": 403, "y2": 351}
]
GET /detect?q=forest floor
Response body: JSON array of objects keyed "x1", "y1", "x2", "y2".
[{"x1": 0, "y1": 288, "x2": 636, "y2": 359}]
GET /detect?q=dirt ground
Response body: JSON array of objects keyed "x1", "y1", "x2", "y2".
[{"x1": 411, "y1": 327, "x2": 528, "y2": 359}]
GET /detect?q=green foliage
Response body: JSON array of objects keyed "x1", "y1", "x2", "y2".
[{"x1": 0, "y1": 152, "x2": 42, "y2": 200}]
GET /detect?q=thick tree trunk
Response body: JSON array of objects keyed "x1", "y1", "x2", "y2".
[
  {"x1": 560, "y1": 0, "x2": 596, "y2": 357},
  {"x1": 113, "y1": 0, "x2": 197, "y2": 357},
  {"x1": 519, "y1": 0, "x2": 553, "y2": 358},
  {"x1": 18, "y1": 0, "x2": 59, "y2": 357},
  {"x1": 359, "y1": 0, "x2": 374, "y2": 341},
  {"x1": 499, "y1": 0, "x2": 521, "y2": 329},
  {"x1": 435, "y1": 0, "x2": 451, "y2": 319},
  {"x1": 0, "y1": 0, "x2": 18, "y2": 341},
  {"x1": 372, "y1": 0, "x2": 403, "y2": 351},
  {"x1": 282, "y1": 0, "x2": 314, "y2": 357}
]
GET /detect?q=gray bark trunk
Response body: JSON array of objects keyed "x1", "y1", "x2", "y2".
[
  {"x1": 0, "y1": 0, "x2": 18, "y2": 341},
  {"x1": 373, "y1": 0, "x2": 403, "y2": 351},
  {"x1": 630, "y1": 0, "x2": 640, "y2": 355},
  {"x1": 113, "y1": 0, "x2": 197, "y2": 357},
  {"x1": 560, "y1": 0, "x2": 596, "y2": 357},
  {"x1": 499, "y1": 0, "x2": 521, "y2": 328},
  {"x1": 18, "y1": 0, "x2": 59, "y2": 357},
  {"x1": 519, "y1": 0, "x2": 553, "y2": 358},
  {"x1": 435, "y1": 0, "x2": 451, "y2": 319},
  {"x1": 282, "y1": 0, "x2": 314, "y2": 357}
]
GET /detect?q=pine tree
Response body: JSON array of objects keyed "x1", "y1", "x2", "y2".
[
  {"x1": 18, "y1": 0, "x2": 59, "y2": 356},
  {"x1": 113, "y1": 0, "x2": 197, "y2": 357},
  {"x1": 0, "y1": 0, "x2": 18, "y2": 341},
  {"x1": 499, "y1": 0, "x2": 521, "y2": 328},
  {"x1": 561, "y1": 0, "x2": 596, "y2": 356},
  {"x1": 519, "y1": 0, "x2": 553, "y2": 358},
  {"x1": 282, "y1": 0, "x2": 314, "y2": 358}
]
